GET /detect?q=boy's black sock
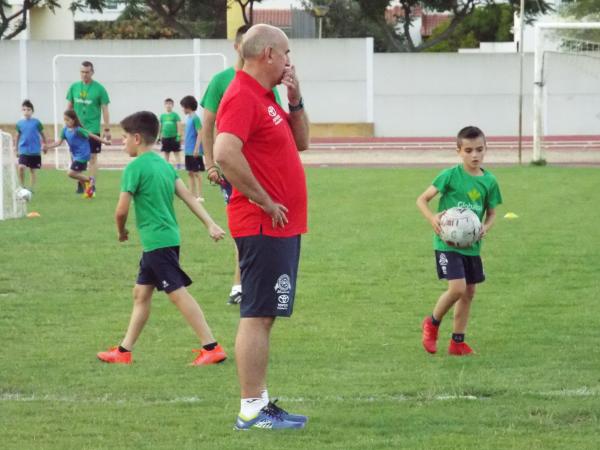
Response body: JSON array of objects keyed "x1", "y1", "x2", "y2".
[
  {"x1": 118, "y1": 345, "x2": 130, "y2": 353},
  {"x1": 203, "y1": 342, "x2": 218, "y2": 351},
  {"x1": 431, "y1": 315, "x2": 441, "y2": 326},
  {"x1": 451, "y1": 333, "x2": 465, "y2": 343}
]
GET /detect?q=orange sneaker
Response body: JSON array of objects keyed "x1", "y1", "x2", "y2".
[
  {"x1": 97, "y1": 346, "x2": 132, "y2": 364},
  {"x1": 448, "y1": 340, "x2": 474, "y2": 356},
  {"x1": 83, "y1": 181, "x2": 92, "y2": 198},
  {"x1": 422, "y1": 316, "x2": 439, "y2": 354},
  {"x1": 191, "y1": 344, "x2": 227, "y2": 366}
]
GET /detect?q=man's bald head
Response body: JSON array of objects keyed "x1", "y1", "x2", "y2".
[{"x1": 241, "y1": 24, "x2": 288, "y2": 60}]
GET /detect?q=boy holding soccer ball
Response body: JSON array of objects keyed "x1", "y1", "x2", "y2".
[
  {"x1": 96, "y1": 111, "x2": 227, "y2": 366},
  {"x1": 416, "y1": 126, "x2": 502, "y2": 356}
]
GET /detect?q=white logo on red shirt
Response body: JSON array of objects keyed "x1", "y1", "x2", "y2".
[{"x1": 267, "y1": 106, "x2": 283, "y2": 125}]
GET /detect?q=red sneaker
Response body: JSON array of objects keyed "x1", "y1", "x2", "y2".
[
  {"x1": 191, "y1": 344, "x2": 227, "y2": 366},
  {"x1": 448, "y1": 340, "x2": 474, "y2": 356},
  {"x1": 422, "y1": 316, "x2": 439, "y2": 354},
  {"x1": 97, "y1": 346, "x2": 132, "y2": 364}
]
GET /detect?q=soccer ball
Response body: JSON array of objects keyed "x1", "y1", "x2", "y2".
[
  {"x1": 16, "y1": 187, "x2": 32, "y2": 202},
  {"x1": 439, "y1": 207, "x2": 481, "y2": 248}
]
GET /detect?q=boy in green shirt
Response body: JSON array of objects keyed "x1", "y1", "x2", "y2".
[
  {"x1": 97, "y1": 111, "x2": 227, "y2": 366},
  {"x1": 159, "y1": 98, "x2": 183, "y2": 168},
  {"x1": 416, "y1": 126, "x2": 502, "y2": 356}
]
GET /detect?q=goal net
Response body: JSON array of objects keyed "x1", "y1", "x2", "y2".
[
  {"x1": 533, "y1": 23, "x2": 600, "y2": 163},
  {"x1": 52, "y1": 52, "x2": 227, "y2": 169},
  {"x1": 0, "y1": 131, "x2": 26, "y2": 220}
]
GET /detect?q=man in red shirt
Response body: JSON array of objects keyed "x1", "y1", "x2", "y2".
[{"x1": 215, "y1": 24, "x2": 310, "y2": 430}]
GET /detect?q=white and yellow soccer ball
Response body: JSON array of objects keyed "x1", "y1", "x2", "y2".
[
  {"x1": 16, "y1": 187, "x2": 33, "y2": 202},
  {"x1": 439, "y1": 207, "x2": 481, "y2": 248}
]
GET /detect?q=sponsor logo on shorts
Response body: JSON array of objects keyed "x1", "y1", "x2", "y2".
[
  {"x1": 274, "y1": 274, "x2": 291, "y2": 294},
  {"x1": 277, "y1": 294, "x2": 290, "y2": 311},
  {"x1": 161, "y1": 280, "x2": 170, "y2": 289},
  {"x1": 438, "y1": 253, "x2": 448, "y2": 275}
]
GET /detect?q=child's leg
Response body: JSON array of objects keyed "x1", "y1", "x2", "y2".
[
  {"x1": 163, "y1": 151, "x2": 170, "y2": 162},
  {"x1": 29, "y1": 168, "x2": 37, "y2": 191},
  {"x1": 452, "y1": 284, "x2": 476, "y2": 334},
  {"x1": 121, "y1": 284, "x2": 154, "y2": 350},
  {"x1": 67, "y1": 169, "x2": 89, "y2": 183},
  {"x1": 196, "y1": 170, "x2": 203, "y2": 198},
  {"x1": 167, "y1": 286, "x2": 216, "y2": 345},
  {"x1": 432, "y1": 278, "x2": 467, "y2": 322},
  {"x1": 17, "y1": 164, "x2": 25, "y2": 187},
  {"x1": 188, "y1": 172, "x2": 198, "y2": 197},
  {"x1": 174, "y1": 151, "x2": 181, "y2": 167}
]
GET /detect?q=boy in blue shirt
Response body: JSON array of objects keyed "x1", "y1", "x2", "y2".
[
  {"x1": 15, "y1": 100, "x2": 47, "y2": 191},
  {"x1": 180, "y1": 95, "x2": 205, "y2": 202}
]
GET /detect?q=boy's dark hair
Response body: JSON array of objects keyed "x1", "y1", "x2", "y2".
[
  {"x1": 120, "y1": 111, "x2": 159, "y2": 144},
  {"x1": 81, "y1": 60, "x2": 94, "y2": 71},
  {"x1": 235, "y1": 24, "x2": 251, "y2": 43},
  {"x1": 164, "y1": 98, "x2": 174, "y2": 103},
  {"x1": 22, "y1": 99, "x2": 34, "y2": 112},
  {"x1": 64, "y1": 109, "x2": 82, "y2": 128},
  {"x1": 457, "y1": 126, "x2": 486, "y2": 147},
  {"x1": 180, "y1": 95, "x2": 198, "y2": 111}
]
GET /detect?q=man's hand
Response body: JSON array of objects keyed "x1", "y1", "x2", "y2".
[
  {"x1": 208, "y1": 223, "x2": 226, "y2": 242},
  {"x1": 262, "y1": 199, "x2": 289, "y2": 229},
  {"x1": 282, "y1": 65, "x2": 301, "y2": 105},
  {"x1": 206, "y1": 165, "x2": 223, "y2": 184},
  {"x1": 118, "y1": 228, "x2": 129, "y2": 242}
]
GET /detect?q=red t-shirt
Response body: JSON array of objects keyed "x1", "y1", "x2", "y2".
[{"x1": 216, "y1": 71, "x2": 307, "y2": 238}]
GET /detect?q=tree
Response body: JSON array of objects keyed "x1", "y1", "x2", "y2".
[
  {"x1": 302, "y1": 0, "x2": 553, "y2": 52},
  {"x1": 424, "y1": 4, "x2": 514, "y2": 53},
  {"x1": 559, "y1": 0, "x2": 600, "y2": 41},
  {"x1": 1, "y1": 0, "x2": 227, "y2": 40},
  {"x1": 231, "y1": 0, "x2": 264, "y2": 25}
]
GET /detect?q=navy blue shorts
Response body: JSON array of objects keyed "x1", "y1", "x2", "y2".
[
  {"x1": 185, "y1": 155, "x2": 205, "y2": 172},
  {"x1": 235, "y1": 235, "x2": 301, "y2": 318},
  {"x1": 136, "y1": 246, "x2": 192, "y2": 293},
  {"x1": 18, "y1": 154, "x2": 41, "y2": 169},
  {"x1": 70, "y1": 160, "x2": 88, "y2": 172},
  {"x1": 435, "y1": 250, "x2": 485, "y2": 285},
  {"x1": 89, "y1": 138, "x2": 101, "y2": 154},
  {"x1": 161, "y1": 137, "x2": 181, "y2": 153}
]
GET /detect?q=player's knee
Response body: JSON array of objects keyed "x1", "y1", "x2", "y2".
[{"x1": 133, "y1": 286, "x2": 151, "y2": 303}]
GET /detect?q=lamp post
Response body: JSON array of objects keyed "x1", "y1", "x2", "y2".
[{"x1": 313, "y1": 5, "x2": 330, "y2": 39}]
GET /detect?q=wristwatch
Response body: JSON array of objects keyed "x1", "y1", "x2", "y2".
[{"x1": 288, "y1": 97, "x2": 304, "y2": 112}]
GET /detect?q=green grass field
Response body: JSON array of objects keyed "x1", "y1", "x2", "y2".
[{"x1": 1, "y1": 166, "x2": 599, "y2": 449}]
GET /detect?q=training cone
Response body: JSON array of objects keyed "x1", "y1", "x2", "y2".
[
  {"x1": 26, "y1": 211, "x2": 41, "y2": 218},
  {"x1": 503, "y1": 212, "x2": 518, "y2": 219}
]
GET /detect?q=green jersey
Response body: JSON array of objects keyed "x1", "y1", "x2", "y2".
[
  {"x1": 121, "y1": 152, "x2": 180, "y2": 252},
  {"x1": 432, "y1": 164, "x2": 502, "y2": 256},
  {"x1": 160, "y1": 112, "x2": 181, "y2": 139},
  {"x1": 200, "y1": 66, "x2": 282, "y2": 113},
  {"x1": 66, "y1": 80, "x2": 110, "y2": 134}
]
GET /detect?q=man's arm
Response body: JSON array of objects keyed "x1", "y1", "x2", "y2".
[
  {"x1": 215, "y1": 132, "x2": 288, "y2": 229},
  {"x1": 288, "y1": 107, "x2": 310, "y2": 152},
  {"x1": 202, "y1": 109, "x2": 221, "y2": 182},
  {"x1": 174, "y1": 178, "x2": 225, "y2": 241},
  {"x1": 115, "y1": 192, "x2": 131, "y2": 242},
  {"x1": 102, "y1": 104, "x2": 110, "y2": 131}
]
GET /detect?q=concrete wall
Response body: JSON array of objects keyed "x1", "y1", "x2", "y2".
[
  {"x1": 1, "y1": 38, "x2": 599, "y2": 137},
  {"x1": 29, "y1": 0, "x2": 74, "y2": 40}
]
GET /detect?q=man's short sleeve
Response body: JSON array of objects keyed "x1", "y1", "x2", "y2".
[
  {"x1": 200, "y1": 80, "x2": 222, "y2": 113},
  {"x1": 100, "y1": 83, "x2": 110, "y2": 105},
  {"x1": 432, "y1": 168, "x2": 451, "y2": 195},
  {"x1": 487, "y1": 179, "x2": 503, "y2": 209},
  {"x1": 66, "y1": 84, "x2": 74, "y2": 102},
  {"x1": 121, "y1": 164, "x2": 139, "y2": 194},
  {"x1": 174, "y1": 112, "x2": 181, "y2": 122},
  {"x1": 217, "y1": 95, "x2": 255, "y2": 144}
]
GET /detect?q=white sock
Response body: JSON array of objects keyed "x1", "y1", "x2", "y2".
[
  {"x1": 240, "y1": 397, "x2": 267, "y2": 420},
  {"x1": 261, "y1": 389, "x2": 269, "y2": 404},
  {"x1": 230, "y1": 284, "x2": 242, "y2": 295}
]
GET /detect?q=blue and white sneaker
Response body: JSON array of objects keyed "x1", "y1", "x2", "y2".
[
  {"x1": 234, "y1": 406, "x2": 306, "y2": 430},
  {"x1": 265, "y1": 399, "x2": 308, "y2": 424}
]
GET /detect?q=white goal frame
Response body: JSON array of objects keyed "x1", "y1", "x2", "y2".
[
  {"x1": 0, "y1": 130, "x2": 25, "y2": 220},
  {"x1": 533, "y1": 22, "x2": 600, "y2": 163},
  {"x1": 52, "y1": 51, "x2": 228, "y2": 169}
]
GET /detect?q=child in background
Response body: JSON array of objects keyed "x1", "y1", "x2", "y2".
[
  {"x1": 159, "y1": 98, "x2": 183, "y2": 169},
  {"x1": 45, "y1": 110, "x2": 110, "y2": 198},
  {"x1": 15, "y1": 100, "x2": 47, "y2": 191},
  {"x1": 180, "y1": 95, "x2": 204, "y2": 202}
]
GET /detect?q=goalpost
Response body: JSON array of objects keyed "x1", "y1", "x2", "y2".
[
  {"x1": 0, "y1": 131, "x2": 26, "y2": 220},
  {"x1": 533, "y1": 22, "x2": 600, "y2": 164},
  {"x1": 52, "y1": 51, "x2": 228, "y2": 169}
]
